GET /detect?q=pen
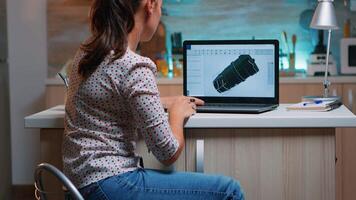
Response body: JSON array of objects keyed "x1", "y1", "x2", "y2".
[
  {"x1": 303, "y1": 100, "x2": 323, "y2": 106},
  {"x1": 282, "y1": 31, "x2": 290, "y2": 54},
  {"x1": 292, "y1": 34, "x2": 297, "y2": 53}
]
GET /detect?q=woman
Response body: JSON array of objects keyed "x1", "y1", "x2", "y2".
[{"x1": 63, "y1": 0, "x2": 244, "y2": 199}]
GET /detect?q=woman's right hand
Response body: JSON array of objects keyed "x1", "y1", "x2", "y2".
[{"x1": 168, "y1": 96, "x2": 204, "y2": 120}]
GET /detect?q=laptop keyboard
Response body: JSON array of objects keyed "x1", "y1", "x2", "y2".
[{"x1": 203, "y1": 103, "x2": 271, "y2": 108}]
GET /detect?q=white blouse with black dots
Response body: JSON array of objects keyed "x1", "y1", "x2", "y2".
[{"x1": 63, "y1": 49, "x2": 179, "y2": 189}]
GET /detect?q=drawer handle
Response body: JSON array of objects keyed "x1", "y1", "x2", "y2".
[{"x1": 196, "y1": 139, "x2": 204, "y2": 173}]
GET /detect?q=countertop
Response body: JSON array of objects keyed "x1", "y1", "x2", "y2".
[
  {"x1": 25, "y1": 104, "x2": 356, "y2": 129},
  {"x1": 46, "y1": 75, "x2": 356, "y2": 86}
]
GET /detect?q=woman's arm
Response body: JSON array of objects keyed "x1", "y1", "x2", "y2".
[
  {"x1": 161, "y1": 112, "x2": 184, "y2": 166},
  {"x1": 126, "y1": 63, "x2": 203, "y2": 166},
  {"x1": 161, "y1": 96, "x2": 204, "y2": 166},
  {"x1": 160, "y1": 96, "x2": 176, "y2": 110}
]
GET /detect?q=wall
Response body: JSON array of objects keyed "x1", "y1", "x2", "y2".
[
  {"x1": 46, "y1": 0, "x2": 356, "y2": 77},
  {"x1": 162, "y1": 0, "x2": 356, "y2": 71},
  {"x1": 0, "y1": 0, "x2": 11, "y2": 198},
  {"x1": 47, "y1": 0, "x2": 90, "y2": 78},
  {"x1": 6, "y1": 0, "x2": 47, "y2": 184}
]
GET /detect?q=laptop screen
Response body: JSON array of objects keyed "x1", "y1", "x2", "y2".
[{"x1": 184, "y1": 40, "x2": 278, "y2": 103}]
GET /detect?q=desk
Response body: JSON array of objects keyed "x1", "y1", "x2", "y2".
[{"x1": 25, "y1": 104, "x2": 356, "y2": 200}]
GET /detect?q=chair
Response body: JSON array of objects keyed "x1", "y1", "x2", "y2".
[
  {"x1": 34, "y1": 163, "x2": 84, "y2": 200},
  {"x1": 57, "y1": 72, "x2": 69, "y2": 89}
]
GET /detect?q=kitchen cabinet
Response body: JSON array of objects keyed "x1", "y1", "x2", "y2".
[
  {"x1": 337, "y1": 84, "x2": 356, "y2": 200},
  {"x1": 184, "y1": 128, "x2": 336, "y2": 200},
  {"x1": 279, "y1": 83, "x2": 343, "y2": 103}
]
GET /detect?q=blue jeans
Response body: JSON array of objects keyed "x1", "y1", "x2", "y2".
[{"x1": 79, "y1": 168, "x2": 244, "y2": 200}]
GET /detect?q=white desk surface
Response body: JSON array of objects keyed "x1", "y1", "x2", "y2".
[{"x1": 25, "y1": 104, "x2": 356, "y2": 129}]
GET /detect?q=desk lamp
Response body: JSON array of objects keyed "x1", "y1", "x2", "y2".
[{"x1": 309, "y1": 0, "x2": 340, "y2": 101}]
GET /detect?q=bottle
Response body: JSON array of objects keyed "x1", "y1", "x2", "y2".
[
  {"x1": 173, "y1": 58, "x2": 183, "y2": 77},
  {"x1": 155, "y1": 51, "x2": 168, "y2": 77},
  {"x1": 343, "y1": 0, "x2": 351, "y2": 38},
  {"x1": 344, "y1": 18, "x2": 351, "y2": 38}
]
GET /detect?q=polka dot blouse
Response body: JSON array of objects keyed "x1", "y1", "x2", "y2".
[{"x1": 63, "y1": 49, "x2": 179, "y2": 189}]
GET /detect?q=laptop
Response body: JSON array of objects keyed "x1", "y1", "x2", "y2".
[{"x1": 183, "y1": 40, "x2": 279, "y2": 113}]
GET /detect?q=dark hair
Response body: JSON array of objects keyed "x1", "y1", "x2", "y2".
[{"x1": 78, "y1": 0, "x2": 141, "y2": 78}]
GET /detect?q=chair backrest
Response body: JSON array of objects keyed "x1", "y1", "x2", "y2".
[
  {"x1": 34, "y1": 163, "x2": 84, "y2": 200},
  {"x1": 57, "y1": 72, "x2": 69, "y2": 89}
]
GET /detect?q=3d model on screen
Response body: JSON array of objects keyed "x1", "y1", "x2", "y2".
[{"x1": 213, "y1": 55, "x2": 259, "y2": 93}]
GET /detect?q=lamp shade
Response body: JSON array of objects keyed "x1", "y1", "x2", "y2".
[{"x1": 310, "y1": 0, "x2": 339, "y2": 30}]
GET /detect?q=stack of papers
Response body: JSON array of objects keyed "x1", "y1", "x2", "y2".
[{"x1": 286, "y1": 100, "x2": 341, "y2": 111}]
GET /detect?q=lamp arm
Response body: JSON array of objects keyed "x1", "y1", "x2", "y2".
[{"x1": 324, "y1": 29, "x2": 332, "y2": 98}]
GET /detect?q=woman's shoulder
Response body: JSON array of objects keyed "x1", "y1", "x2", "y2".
[{"x1": 110, "y1": 49, "x2": 156, "y2": 73}]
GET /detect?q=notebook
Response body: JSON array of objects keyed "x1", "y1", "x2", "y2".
[
  {"x1": 183, "y1": 40, "x2": 279, "y2": 113},
  {"x1": 286, "y1": 100, "x2": 342, "y2": 111}
]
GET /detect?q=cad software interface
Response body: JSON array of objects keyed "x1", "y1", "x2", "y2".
[{"x1": 186, "y1": 44, "x2": 275, "y2": 98}]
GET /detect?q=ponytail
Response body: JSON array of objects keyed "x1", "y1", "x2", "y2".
[{"x1": 78, "y1": 0, "x2": 141, "y2": 78}]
